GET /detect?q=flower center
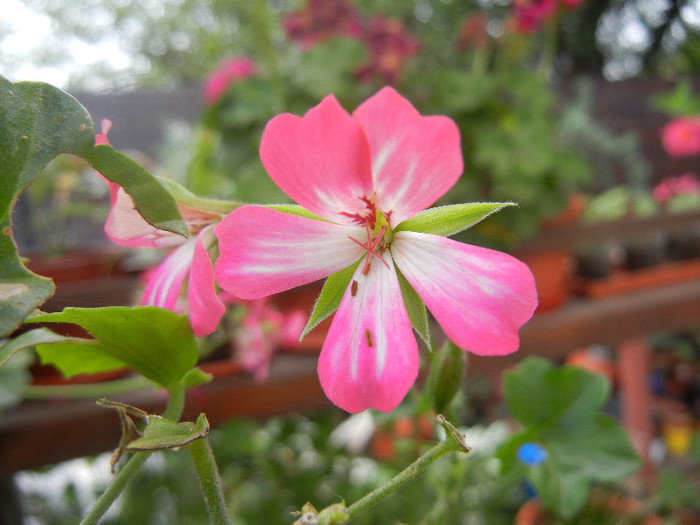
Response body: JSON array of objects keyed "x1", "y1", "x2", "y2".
[{"x1": 348, "y1": 208, "x2": 393, "y2": 275}]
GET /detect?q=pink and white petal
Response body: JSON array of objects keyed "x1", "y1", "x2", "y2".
[
  {"x1": 259, "y1": 95, "x2": 374, "y2": 224},
  {"x1": 188, "y1": 228, "x2": 225, "y2": 337},
  {"x1": 318, "y1": 251, "x2": 419, "y2": 413},
  {"x1": 214, "y1": 206, "x2": 366, "y2": 300},
  {"x1": 141, "y1": 238, "x2": 197, "y2": 311},
  {"x1": 391, "y1": 231, "x2": 537, "y2": 356},
  {"x1": 353, "y1": 87, "x2": 463, "y2": 225},
  {"x1": 105, "y1": 186, "x2": 182, "y2": 248}
]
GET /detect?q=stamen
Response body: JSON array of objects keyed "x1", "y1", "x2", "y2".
[
  {"x1": 348, "y1": 223, "x2": 390, "y2": 276},
  {"x1": 362, "y1": 261, "x2": 372, "y2": 276},
  {"x1": 351, "y1": 280, "x2": 358, "y2": 297},
  {"x1": 365, "y1": 328, "x2": 373, "y2": 347}
]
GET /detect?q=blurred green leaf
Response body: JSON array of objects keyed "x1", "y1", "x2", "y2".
[
  {"x1": 546, "y1": 414, "x2": 642, "y2": 482},
  {"x1": 503, "y1": 357, "x2": 609, "y2": 430},
  {"x1": 27, "y1": 306, "x2": 199, "y2": 389},
  {"x1": 0, "y1": 326, "x2": 85, "y2": 368},
  {"x1": 651, "y1": 78, "x2": 700, "y2": 116}
]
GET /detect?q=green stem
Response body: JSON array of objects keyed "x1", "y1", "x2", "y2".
[
  {"x1": 346, "y1": 415, "x2": 470, "y2": 520},
  {"x1": 80, "y1": 453, "x2": 149, "y2": 525},
  {"x1": 190, "y1": 438, "x2": 230, "y2": 525},
  {"x1": 79, "y1": 386, "x2": 187, "y2": 525}
]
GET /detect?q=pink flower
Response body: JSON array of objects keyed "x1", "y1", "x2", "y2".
[
  {"x1": 229, "y1": 297, "x2": 306, "y2": 382},
  {"x1": 214, "y1": 88, "x2": 537, "y2": 413},
  {"x1": 96, "y1": 120, "x2": 225, "y2": 336},
  {"x1": 661, "y1": 117, "x2": 700, "y2": 157},
  {"x1": 202, "y1": 56, "x2": 257, "y2": 106},
  {"x1": 511, "y1": 0, "x2": 559, "y2": 34},
  {"x1": 652, "y1": 173, "x2": 700, "y2": 203}
]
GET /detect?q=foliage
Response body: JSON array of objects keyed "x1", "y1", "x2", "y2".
[{"x1": 497, "y1": 357, "x2": 642, "y2": 520}]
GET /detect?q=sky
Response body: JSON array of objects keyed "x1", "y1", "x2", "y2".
[{"x1": 2, "y1": 0, "x2": 132, "y2": 89}]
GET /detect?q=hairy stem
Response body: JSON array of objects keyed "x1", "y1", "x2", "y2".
[
  {"x1": 346, "y1": 415, "x2": 470, "y2": 520},
  {"x1": 190, "y1": 437, "x2": 230, "y2": 525}
]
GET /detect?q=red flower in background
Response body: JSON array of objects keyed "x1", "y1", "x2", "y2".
[
  {"x1": 283, "y1": 0, "x2": 363, "y2": 51},
  {"x1": 202, "y1": 56, "x2": 257, "y2": 106},
  {"x1": 457, "y1": 14, "x2": 491, "y2": 53},
  {"x1": 511, "y1": 0, "x2": 558, "y2": 34},
  {"x1": 510, "y1": 0, "x2": 586, "y2": 34},
  {"x1": 283, "y1": 1, "x2": 420, "y2": 84},
  {"x1": 355, "y1": 15, "x2": 421, "y2": 84}
]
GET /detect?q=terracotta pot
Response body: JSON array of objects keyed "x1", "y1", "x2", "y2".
[{"x1": 518, "y1": 250, "x2": 573, "y2": 312}]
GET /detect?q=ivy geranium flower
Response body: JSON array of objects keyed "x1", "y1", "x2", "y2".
[
  {"x1": 96, "y1": 120, "x2": 227, "y2": 337},
  {"x1": 214, "y1": 88, "x2": 537, "y2": 413}
]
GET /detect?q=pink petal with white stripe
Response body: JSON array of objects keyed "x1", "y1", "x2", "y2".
[
  {"x1": 188, "y1": 227, "x2": 225, "y2": 337},
  {"x1": 259, "y1": 95, "x2": 374, "y2": 224},
  {"x1": 141, "y1": 237, "x2": 196, "y2": 311},
  {"x1": 318, "y1": 251, "x2": 419, "y2": 413},
  {"x1": 391, "y1": 231, "x2": 537, "y2": 356},
  {"x1": 353, "y1": 87, "x2": 463, "y2": 225},
  {"x1": 214, "y1": 206, "x2": 366, "y2": 299},
  {"x1": 105, "y1": 186, "x2": 182, "y2": 248}
]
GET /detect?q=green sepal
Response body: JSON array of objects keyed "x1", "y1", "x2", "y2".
[
  {"x1": 395, "y1": 202, "x2": 516, "y2": 237},
  {"x1": 126, "y1": 413, "x2": 210, "y2": 452},
  {"x1": 396, "y1": 266, "x2": 431, "y2": 350},
  {"x1": 81, "y1": 144, "x2": 188, "y2": 237},
  {"x1": 26, "y1": 306, "x2": 199, "y2": 390},
  {"x1": 157, "y1": 177, "x2": 242, "y2": 215},
  {"x1": 301, "y1": 259, "x2": 361, "y2": 340},
  {"x1": 266, "y1": 204, "x2": 332, "y2": 222}
]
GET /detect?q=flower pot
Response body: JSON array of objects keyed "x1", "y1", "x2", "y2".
[{"x1": 518, "y1": 250, "x2": 573, "y2": 311}]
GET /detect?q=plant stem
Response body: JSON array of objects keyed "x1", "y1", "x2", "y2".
[
  {"x1": 80, "y1": 453, "x2": 149, "y2": 525},
  {"x1": 190, "y1": 437, "x2": 231, "y2": 525},
  {"x1": 79, "y1": 386, "x2": 186, "y2": 525},
  {"x1": 346, "y1": 417, "x2": 470, "y2": 520}
]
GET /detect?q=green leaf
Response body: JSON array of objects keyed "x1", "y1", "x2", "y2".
[
  {"x1": 0, "y1": 326, "x2": 86, "y2": 368},
  {"x1": 0, "y1": 347, "x2": 32, "y2": 413},
  {"x1": 394, "y1": 202, "x2": 515, "y2": 237},
  {"x1": 0, "y1": 76, "x2": 95, "y2": 336},
  {"x1": 503, "y1": 357, "x2": 610, "y2": 431},
  {"x1": 530, "y1": 458, "x2": 590, "y2": 520},
  {"x1": 126, "y1": 413, "x2": 210, "y2": 452},
  {"x1": 27, "y1": 306, "x2": 198, "y2": 389},
  {"x1": 81, "y1": 144, "x2": 187, "y2": 237},
  {"x1": 547, "y1": 413, "x2": 641, "y2": 483},
  {"x1": 396, "y1": 266, "x2": 430, "y2": 349},
  {"x1": 301, "y1": 260, "x2": 361, "y2": 339}
]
